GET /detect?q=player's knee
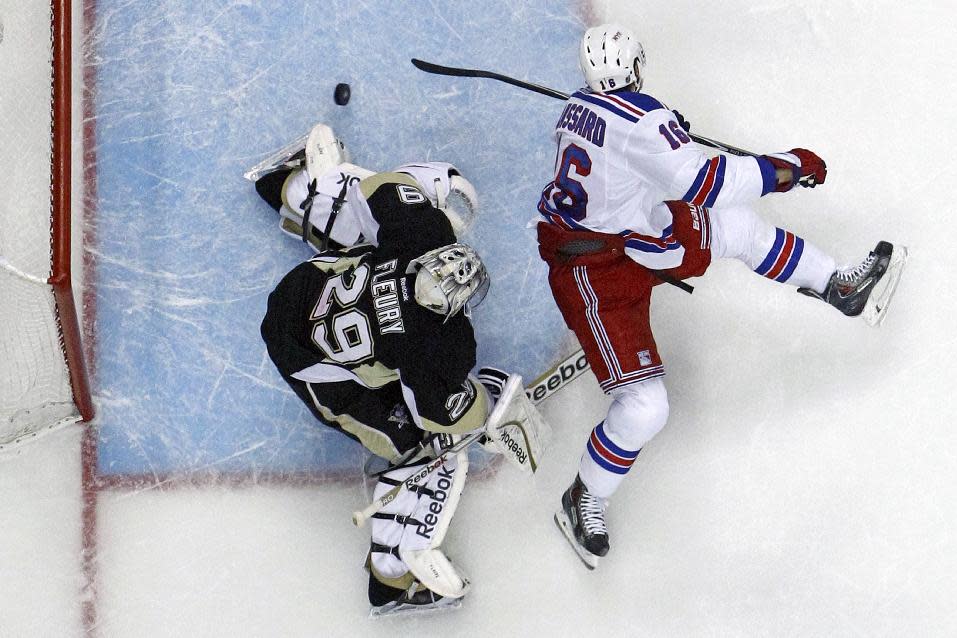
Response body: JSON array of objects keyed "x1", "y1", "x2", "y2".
[
  {"x1": 710, "y1": 205, "x2": 762, "y2": 261},
  {"x1": 605, "y1": 377, "x2": 669, "y2": 448}
]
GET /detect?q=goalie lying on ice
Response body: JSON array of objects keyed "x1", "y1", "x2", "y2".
[
  {"x1": 247, "y1": 123, "x2": 479, "y2": 252},
  {"x1": 259, "y1": 170, "x2": 548, "y2": 616}
]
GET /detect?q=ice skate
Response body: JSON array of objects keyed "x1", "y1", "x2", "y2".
[
  {"x1": 554, "y1": 474, "x2": 609, "y2": 569},
  {"x1": 368, "y1": 571, "x2": 462, "y2": 618},
  {"x1": 798, "y1": 241, "x2": 907, "y2": 326}
]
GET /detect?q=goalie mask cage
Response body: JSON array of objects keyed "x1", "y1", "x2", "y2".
[{"x1": 0, "y1": 0, "x2": 93, "y2": 448}]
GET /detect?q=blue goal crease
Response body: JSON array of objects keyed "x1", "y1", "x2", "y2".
[{"x1": 90, "y1": 0, "x2": 583, "y2": 476}]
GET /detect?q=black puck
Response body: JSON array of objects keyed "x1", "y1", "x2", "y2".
[{"x1": 334, "y1": 83, "x2": 351, "y2": 106}]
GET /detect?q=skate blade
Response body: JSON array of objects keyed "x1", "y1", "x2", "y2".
[
  {"x1": 242, "y1": 132, "x2": 309, "y2": 181},
  {"x1": 553, "y1": 511, "x2": 599, "y2": 570},
  {"x1": 862, "y1": 244, "x2": 908, "y2": 327},
  {"x1": 369, "y1": 597, "x2": 462, "y2": 619}
]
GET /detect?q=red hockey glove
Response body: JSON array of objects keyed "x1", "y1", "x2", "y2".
[
  {"x1": 789, "y1": 148, "x2": 827, "y2": 187},
  {"x1": 762, "y1": 148, "x2": 828, "y2": 192}
]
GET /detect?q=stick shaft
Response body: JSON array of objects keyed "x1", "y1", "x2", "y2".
[{"x1": 410, "y1": 58, "x2": 773, "y2": 160}]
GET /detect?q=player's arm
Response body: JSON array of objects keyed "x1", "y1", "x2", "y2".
[
  {"x1": 355, "y1": 171, "x2": 458, "y2": 252},
  {"x1": 627, "y1": 109, "x2": 826, "y2": 206},
  {"x1": 396, "y1": 321, "x2": 489, "y2": 435}
]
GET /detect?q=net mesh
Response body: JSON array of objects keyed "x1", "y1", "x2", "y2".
[{"x1": 0, "y1": 2, "x2": 80, "y2": 446}]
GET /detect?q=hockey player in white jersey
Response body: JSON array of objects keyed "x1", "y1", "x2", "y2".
[
  {"x1": 540, "y1": 24, "x2": 907, "y2": 568},
  {"x1": 247, "y1": 123, "x2": 478, "y2": 251}
]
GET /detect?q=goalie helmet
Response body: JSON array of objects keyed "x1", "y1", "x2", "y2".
[
  {"x1": 579, "y1": 24, "x2": 646, "y2": 93},
  {"x1": 407, "y1": 243, "x2": 490, "y2": 321}
]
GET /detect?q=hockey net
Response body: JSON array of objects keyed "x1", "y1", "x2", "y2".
[{"x1": 0, "y1": 0, "x2": 93, "y2": 448}]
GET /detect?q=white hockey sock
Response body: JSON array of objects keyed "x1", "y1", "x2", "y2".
[
  {"x1": 578, "y1": 421, "x2": 639, "y2": 499},
  {"x1": 578, "y1": 378, "x2": 669, "y2": 498},
  {"x1": 710, "y1": 205, "x2": 835, "y2": 293}
]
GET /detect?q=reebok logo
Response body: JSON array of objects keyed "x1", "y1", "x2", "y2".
[
  {"x1": 415, "y1": 465, "x2": 455, "y2": 540},
  {"x1": 527, "y1": 352, "x2": 589, "y2": 403},
  {"x1": 497, "y1": 426, "x2": 528, "y2": 465}
]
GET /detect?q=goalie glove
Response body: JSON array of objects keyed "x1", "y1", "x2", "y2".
[{"x1": 482, "y1": 374, "x2": 551, "y2": 473}]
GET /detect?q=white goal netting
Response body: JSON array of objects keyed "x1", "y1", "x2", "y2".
[{"x1": 0, "y1": 1, "x2": 90, "y2": 448}]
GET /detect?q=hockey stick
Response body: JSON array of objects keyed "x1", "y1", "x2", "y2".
[
  {"x1": 410, "y1": 58, "x2": 816, "y2": 183},
  {"x1": 352, "y1": 429, "x2": 485, "y2": 527},
  {"x1": 410, "y1": 59, "x2": 757, "y2": 156},
  {"x1": 525, "y1": 347, "x2": 589, "y2": 405}
]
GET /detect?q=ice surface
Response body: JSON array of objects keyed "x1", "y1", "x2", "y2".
[{"x1": 3, "y1": 0, "x2": 957, "y2": 636}]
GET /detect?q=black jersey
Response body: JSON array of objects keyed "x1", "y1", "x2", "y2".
[{"x1": 261, "y1": 172, "x2": 488, "y2": 434}]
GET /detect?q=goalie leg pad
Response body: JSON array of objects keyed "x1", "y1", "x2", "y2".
[
  {"x1": 305, "y1": 123, "x2": 350, "y2": 180},
  {"x1": 276, "y1": 165, "x2": 371, "y2": 249},
  {"x1": 368, "y1": 449, "x2": 470, "y2": 598}
]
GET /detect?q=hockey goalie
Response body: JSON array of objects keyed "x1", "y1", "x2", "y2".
[{"x1": 256, "y1": 146, "x2": 549, "y2": 616}]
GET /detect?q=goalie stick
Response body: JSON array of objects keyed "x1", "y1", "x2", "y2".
[
  {"x1": 409, "y1": 58, "x2": 817, "y2": 186},
  {"x1": 526, "y1": 347, "x2": 589, "y2": 406}
]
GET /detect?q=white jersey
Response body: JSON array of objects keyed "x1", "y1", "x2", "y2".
[
  {"x1": 537, "y1": 89, "x2": 780, "y2": 269},
  {"x1": 281, "y1": 161, "x2": 463, "y2": 247}
]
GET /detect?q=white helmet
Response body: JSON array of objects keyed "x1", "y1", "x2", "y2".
[
  {"x1": 579, "y1": 24, "x2": 646, "y2": 93},
  {"x1": 407, "y1": 243, "x2": 490, "y2": 321}
]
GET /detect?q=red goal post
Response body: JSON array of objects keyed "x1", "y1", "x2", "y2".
[{"x1": 0, "y1": 0, "x2": 93, "y2": 448}]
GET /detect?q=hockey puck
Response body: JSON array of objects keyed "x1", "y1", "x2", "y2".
[{"x1": 334, "y1": 83, "x2": 350, "y2": 106}]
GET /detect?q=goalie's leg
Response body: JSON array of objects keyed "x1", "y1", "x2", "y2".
[{"x1": 367, "y1": 449, "x2": 470, "y2": 617}]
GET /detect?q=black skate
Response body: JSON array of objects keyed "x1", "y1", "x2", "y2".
[
  {"x1": 554, "y1": 475, "x2": 609, "y2": 570},
  {"x1": 798, "y1": 241, "x2": 907, "y2": 326},
  {"x1": 368, "y1": 570, "x2": 462, "y2": 618}
]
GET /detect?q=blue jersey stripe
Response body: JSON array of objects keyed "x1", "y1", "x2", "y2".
[
  {"x1": 611, "y1": 91, "x2": 666, "y2": 112},
  {"x1": 757, "y1": 156, "x2": 778, "y2": 195},
  {"x1": 624, "y1": 238, "x2": 681, "y2": 253},
  {"x1": 683, "y1": 160, "x2": 711, "y2": 202}
]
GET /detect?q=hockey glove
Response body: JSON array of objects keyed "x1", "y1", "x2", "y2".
[
  {"x1": 789, "y1": 148, "x2": 827, "y2": 187},
  {"x1": 672, "y1": 110, "x2": 691, "y2": 132},
  {"x1": 762, "y1": 147, "x2": 827, "y2": 192}
]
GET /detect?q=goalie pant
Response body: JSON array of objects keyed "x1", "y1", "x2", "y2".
[{"x1": 368, "y1": 448, "x2": 470, "y2": 603}]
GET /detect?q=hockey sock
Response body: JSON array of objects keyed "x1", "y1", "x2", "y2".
[
  {"x1": 578, "y1": 378, "x2": 668, "y2": 498},
  {"x1": 710, "y1": 205, "x2": 835, "y2": 293},
  {"x1": 578, "y1": 421, "x2": 640, "y2": 499}
]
